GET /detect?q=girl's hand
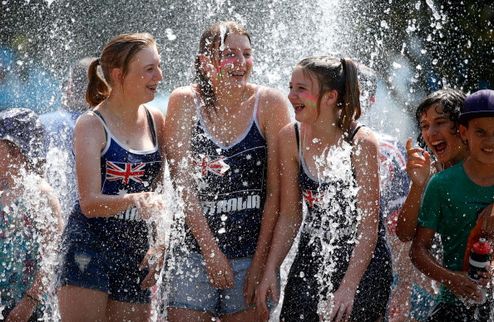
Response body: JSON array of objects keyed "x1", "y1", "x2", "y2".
[
  {"x1": 243, "y1": 257, "x2": 263, "y2": 305},
  {"x1": 203, "y1": 248, "x2": 234, "y2": 289},
  {"x1": 133, "y1": 192, "x2": 165, "y2": 220},
  {"x1": 320, "y1": 286, "x2": 356, "y2": 322},
  {"x1": 139, "y1": 245, "x2": 165, "y2": 289},
  {"x1": 255, "y1": 268, "x2": 280, "y2": 322},
  {"x1": 405, "y1": 138, "x2": 431, "y2": 187}
]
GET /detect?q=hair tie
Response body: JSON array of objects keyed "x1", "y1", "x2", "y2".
[{"x1": 340, "y1": 58, "x2": 345, "y2": 70}]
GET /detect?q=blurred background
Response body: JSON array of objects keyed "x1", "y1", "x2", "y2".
[{"x1": 0, "y1": 0, "x2": 492, "y2": 139}]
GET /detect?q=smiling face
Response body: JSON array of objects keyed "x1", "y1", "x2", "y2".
[
  {"x1": 121, "y1": 45, "x2": 163, "y2": 104},
  {"x1": 288, "y1": 67, "x2": 321, "y2": 123},
  {"x1": 214, "y1": 33, "x2": 252, "y2": 88},
  {"x1": 419, "y1": 103, "x2": 466, "y2": 166},
  {"x1": 460, "y1": 117, "x2": 494, "y2": 166}
]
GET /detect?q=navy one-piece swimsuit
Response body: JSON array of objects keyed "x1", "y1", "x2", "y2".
[
  {"x1": 60, "y1": 108, "x2": 162, "y2": 303},
  {"x1": 281, "y1": 123, "x2": 392, "y2": 321},
  {"x1": 185, "y1": 88, "x2": 267, "y2": 259}
]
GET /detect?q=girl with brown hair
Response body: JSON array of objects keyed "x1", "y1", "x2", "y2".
[
  {"x1": 164, "y1": 21, "x2": 290, "y2": 321},
  {"x1": 256, "y1": 56, "x2": 392, "y2": 321},
  {"x1": 58, "y1": 33, "x2": 166, "y2": 321}
]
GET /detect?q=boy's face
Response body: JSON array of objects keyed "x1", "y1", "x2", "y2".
[
  {"x1": 460, "y1": 117, "x2": 494, "y2": 165},
  {"x1": 419, "y1": 103, "x2": 464, "y2": 165}
]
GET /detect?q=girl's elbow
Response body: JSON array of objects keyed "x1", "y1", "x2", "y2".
[{"x1": 79, "y1": 199, "x2": 98, "y2": 218}]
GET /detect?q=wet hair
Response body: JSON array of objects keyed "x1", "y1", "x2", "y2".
[
  {"x1": 296, "y1": 56, "x2": 361, "y2": 133},
  {"x1": 0, "y1": 108, "x2": 46, "y2": 175},
  {"x1": 86, "y1": 33, "x2": 157, "y2": 107},
  {"x1": 415, "y1": 89, "x2": 466, "y2": 148},
  {"x1": 356, "y1": 62, "x2": 377, "y2": 112},
  {"x1": 194, "y1": 21, "x2": 251, "y2": 112}
]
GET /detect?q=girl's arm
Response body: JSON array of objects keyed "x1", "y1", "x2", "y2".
[
  {"x1": 396, "y1": 138, "x2": 431, "y2": 241},
  {"x1": 74, "y1": 113, "x2": 157, "y2": 217},
  {"x1": 163, "y1": 86, "x2": 234, "y2": 289},
  {"x1": 328, "y1": 128, "x2": 381, "y2": 321},
  {"x1": 256, "y1": 124, "x2": 303, "y2": 321},
  {"x1": 244, "y1": 88, "x2": 291, "y2": 304}
]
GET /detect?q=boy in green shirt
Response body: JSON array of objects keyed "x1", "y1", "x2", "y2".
[{"x1": 411, "y1": 89, "x2": 494, "y2": 321}]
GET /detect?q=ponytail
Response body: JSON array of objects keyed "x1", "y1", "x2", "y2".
[
  {"x1": 85, "y1": 33, "x2": 157, "y2": 107},
  {"x1": 338, "y1": 58, "x2": 361, "y2": 132},
  {"x1": 297, "y1": 56, "x2": 362, "y2": 134},
  {"x1": 86, "y1": 58, "x2": 109, "y2": 107}
]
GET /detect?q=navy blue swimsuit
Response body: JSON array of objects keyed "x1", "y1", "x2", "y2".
[
  {"x1": 61, "y1": 107, "x2": 162, "y2": 303},
  {"x1": 185, "y1": 88, "x2": 267, "y2": 259},
  {"x1": 281, "y1": 123, "x2": 392, "y2": 321}
]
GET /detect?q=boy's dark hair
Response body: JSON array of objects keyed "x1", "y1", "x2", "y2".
[{"x1": 415, "y1": 89, "x2": 466, "y2": 148}]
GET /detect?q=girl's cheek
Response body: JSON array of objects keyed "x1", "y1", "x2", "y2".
[
  {"x1": 299, "y1": 92, "x2": 318, "y2": 109},
  {"x1": 217, "y1": 57, "x2": 237, "y2": 73}
]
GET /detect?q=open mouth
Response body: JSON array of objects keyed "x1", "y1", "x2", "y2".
[
  {"x1": 293, "y1": 104, "x2": 305, "y2": 113},
  {"x1": 230, "y1": 71, "x2": 245, "y2": 78},
  {"x1": 431, "y1": 140, "x2": 447, "y2": 155},
  {"x1": 482, "y1": 147, "x2": 493, "y2": 153},
  {"x1": 146, "y1": 84, "x2": 158, "y2": 93}
]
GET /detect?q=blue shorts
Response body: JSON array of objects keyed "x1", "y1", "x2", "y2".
[
  {"x1": 60, "y1": 243, "x2": 151, "y2": 304},
  {"x1": 410, "y1": 284, "x2": 437, "y2": 321},
  {"x1": 166, "y1": 252, "x2": 252, "y2": 315}
]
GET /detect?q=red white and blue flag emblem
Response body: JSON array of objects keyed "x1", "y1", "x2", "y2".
[
  {"x1": 303, "y1": 190, "x2": 320, "y2": 208},
  {"x1": 193, "y1": 155, "x2": 230, "y2": 177},
  {"x1": 106, "y1": 161, "x2": 146, "y2": 185}
]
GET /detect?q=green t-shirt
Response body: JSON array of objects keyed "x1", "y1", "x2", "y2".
[{"x1": 418, "y1": 162, "x2": 494, "y2": 303}]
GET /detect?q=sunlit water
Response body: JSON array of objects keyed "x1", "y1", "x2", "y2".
[{"x1": 2, "y1": 0, "x2": 472, "y2": 320}]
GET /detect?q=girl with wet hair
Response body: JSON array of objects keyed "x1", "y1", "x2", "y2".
[
  {"x1": 256, "y1": 56, "x2": 392, "y2": 321},
  {"x1": 58, "y1": 33, "x2": 166, "y2": 321},
  {"x1": 164, "y1": 21, "x2": 290, "y2": 321}
]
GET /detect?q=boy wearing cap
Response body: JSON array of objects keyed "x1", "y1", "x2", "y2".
[
  {"x1": 0, "y1": 108, "x2": 62, "y2": 321},
  {"x1": 411, "y1": 89, "x2": 494, "y2": 321}
]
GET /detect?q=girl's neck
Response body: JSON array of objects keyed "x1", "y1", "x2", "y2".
[
  {"x1": 302, "y1": 120, "x2": 343, "y2": 149},
  {"x1": 463, "y1": 157, "x2": 494, "y2": 187},
  {"x1": 214, "y1": 84, "x2": 250, "y2": 112},
  {"x1": 102, "y1": 95, "x2": 141, "y2": 123}
]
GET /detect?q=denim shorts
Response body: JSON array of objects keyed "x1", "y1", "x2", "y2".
[
  {"x1": 60, "y1": 243, "x2": 151, "y2": 304},
  {"x1": 166, "y1": 252, "x2": 252, "y2": 315}
]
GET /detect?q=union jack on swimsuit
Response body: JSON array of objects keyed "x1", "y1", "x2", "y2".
[{"x1": 106, "y1": 161, "x2": 146, "y2": 185}]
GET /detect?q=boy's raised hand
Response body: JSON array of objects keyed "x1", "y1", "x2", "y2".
[{"x1": 405, "y1": 138, "x2": 431, "y2": 187}]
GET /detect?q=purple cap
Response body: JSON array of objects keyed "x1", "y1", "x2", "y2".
[
  {"x1": 459, "y1": 89, "x2": 494, "y2": 123},
  {"x1": 0, "y1": 108, "x2": 46, "y2": 162}
]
